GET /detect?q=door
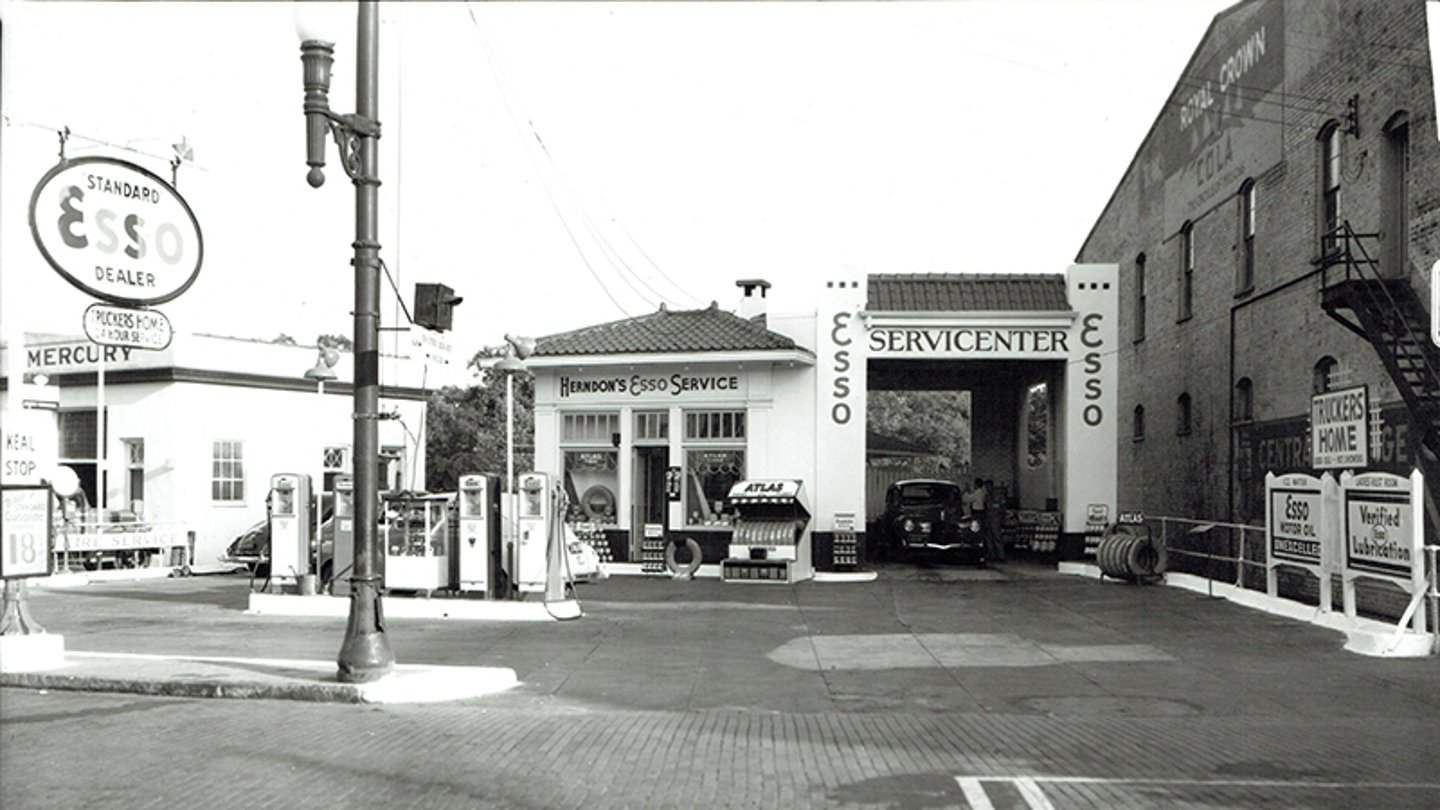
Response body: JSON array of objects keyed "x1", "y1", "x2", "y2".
[
  {"x1": 1380, "y1": 113, "x2": 1409, "y2": 278},
  {"x1": 630, "y1": 446, "x2": 668, "y2": 558}
]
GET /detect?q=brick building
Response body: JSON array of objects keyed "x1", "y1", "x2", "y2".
[{"x1": 1078, "y1": 0, "x2": 1438, "y2": 536}]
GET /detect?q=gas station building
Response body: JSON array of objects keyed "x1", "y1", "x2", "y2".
[
  {"x1": 525, "y1": 267, "x2": 1119, "y2": 576},
  {"x1": 0, "y1": 332, "x2": 432, "y2": 570}
]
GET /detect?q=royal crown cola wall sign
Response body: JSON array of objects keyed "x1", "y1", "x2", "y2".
[{"x1": 29, "y1": 156, "x2": 204, "y2": 306}]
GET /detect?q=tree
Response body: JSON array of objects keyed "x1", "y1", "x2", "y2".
[
  {"x1": 425, "y1": 367, "x2": 534, "y2": 493},
  {"x1": 317, "y1": 334, "x2": 353, "y2": 351},
  {"x1": 271, "y1": 333, "x2": 298, "y2": 346},
  {"x1": 867, "y1": 390, "x2": 972, "y2": 478}
]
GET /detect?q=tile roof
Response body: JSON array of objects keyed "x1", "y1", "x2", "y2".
[
  {"x1": 534, "y1": 303, "x2": 807, "y2": 358},
  {"x1": 867, "y1": 273, "x2": 1071, "y2": 312}
]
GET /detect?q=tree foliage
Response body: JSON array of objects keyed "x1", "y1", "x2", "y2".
[
  {"x1": 425, "y1": 368, "x2": 534, "y2": 493},
  {"x1": 867, "y1": 390, "x2": 971, "y2": 478}
]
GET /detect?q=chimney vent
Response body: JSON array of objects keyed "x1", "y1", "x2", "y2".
[{"x1": 736, "y1": 279, "x2": 771, "y2": 323}]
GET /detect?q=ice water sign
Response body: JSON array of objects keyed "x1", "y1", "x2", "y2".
[
  {"x1": 1310, "y1": 385, "x2": 1368, "y2": 469},
  {"x1": 29, "y1": 156, "x2": 203, "y2": 306},
  {"x1": 1267, "y1": 473, "x2": 1323, "y2": 564}
]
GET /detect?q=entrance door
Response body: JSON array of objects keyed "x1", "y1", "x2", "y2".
[{"x1": 630, "y1": 446, "x2": 668, "y2": 558}]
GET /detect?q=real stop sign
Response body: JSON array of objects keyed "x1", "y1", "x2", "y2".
[{"x1": 2, "y1": 408, "x2": 57, "y2": 485}]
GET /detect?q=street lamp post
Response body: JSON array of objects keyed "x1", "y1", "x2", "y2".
[
  {"x1": 297, "y1": 0, "x2": 393, "y2": 682},
  {"x1": 496, "y1": 335, "x2": 535, "y2": 551},
  {"x1": 304, "y1": 346, "x2": 340, "y2": 585},
  {"x1": 496, "y1": 334, "x2": 537, "y2": 493}
]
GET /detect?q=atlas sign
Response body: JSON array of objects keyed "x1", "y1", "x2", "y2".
[{"x1": 29, "y1": 156, "x2": 204, "y2": 306}]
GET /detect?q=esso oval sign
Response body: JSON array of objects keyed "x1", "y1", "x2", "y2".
[{"x1": 29, "y1": 157, "x2": 203, "y2": 306}]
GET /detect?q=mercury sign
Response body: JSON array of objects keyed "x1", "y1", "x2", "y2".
[
  {"x1": 1310, "y1": 385, "x2": 1368, "y2": 469},
  {"x1": 29, "y1": 157, "x2": 204, "y2": 306}
]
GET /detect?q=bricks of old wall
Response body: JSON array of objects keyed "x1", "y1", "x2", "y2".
[{"x1": 1080, "y1": 0, "x2": 1438, "y2": 531}]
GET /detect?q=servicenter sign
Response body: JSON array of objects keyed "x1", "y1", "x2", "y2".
[{"x1": 29, "y1": 156, "x2": 203, "y2": 306}]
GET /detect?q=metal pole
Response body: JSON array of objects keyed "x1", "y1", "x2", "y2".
[
  {"x1": 507, "y1": 372, "x2": 515, "y2": 499},
  {"x1": 315, "y1": 379, "x2": 325, "y2": 583},
  {"x1": 337, "y1": 0, "x2": 394, "y2": 682}
]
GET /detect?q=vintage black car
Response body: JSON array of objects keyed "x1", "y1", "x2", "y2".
[
  {"x1": 220, "y1": 496, "x2": 335, "y2": 582},
  {"x1": 879, "y1": 479, "x2": 985, "y2": 564}
]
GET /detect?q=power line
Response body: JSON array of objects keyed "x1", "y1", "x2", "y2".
[{"x1": 463, "y1": 2, "x2": 635, "y2": 319}]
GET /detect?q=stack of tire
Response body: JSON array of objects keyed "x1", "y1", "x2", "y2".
[{"x1": 1096, "y1": 524, "x2": 1166, "y2": 584}]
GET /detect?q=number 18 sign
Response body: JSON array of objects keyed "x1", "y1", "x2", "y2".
[{"x1": 1, "y1": 486, "x2": 53, "y2": 579}]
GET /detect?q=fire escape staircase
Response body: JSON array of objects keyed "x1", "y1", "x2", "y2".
[{"x1": 1319, "y1": 222, "x2": 1440, "y2": 539}]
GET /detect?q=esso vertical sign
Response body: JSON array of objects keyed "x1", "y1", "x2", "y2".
[{"x1": 29, "y1": 157, "x2": 204, "y2": 306}]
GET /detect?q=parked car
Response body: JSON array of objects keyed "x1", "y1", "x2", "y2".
[
  {"x1": 879, "y1": 479, "x2": 985, "y2": 564},
  {"x1": 220, "y1": 497, "x2": 335, "y2": 582}
]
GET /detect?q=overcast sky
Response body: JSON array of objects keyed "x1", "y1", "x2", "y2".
[{"x1": 1, "y1": 0, "x2": 1235, "y2": 378}]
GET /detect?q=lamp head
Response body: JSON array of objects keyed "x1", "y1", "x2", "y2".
[
  {"x1": 494, "y1": 347, "x2": 528, "y2": 373},
  {"x1": 504, "y1": 333, "x2": 538, "y2": 361},
  {"x1": 300, "y1": 38, "x2": 334, "y2": 189},
  {"x1": 304, "y1": 346, "x2": 340, "y2": 382}
]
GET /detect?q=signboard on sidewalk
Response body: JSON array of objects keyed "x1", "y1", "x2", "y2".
[
  {"x1": 1, "y1": 485, "x2": 54, "y2": 579},
  {"x1": 1310, "y1": 385, "x2": 1368, "y2": 469},
  {"x1": 1263, "y1": 472, "x2": 1334, "y2": 610},
  {"x1": 1341, "y1": 472, "x2": 1416, "y2": 578},
  {"x1": 2, "y1": 409, "x2": 57, "y2": 486}
]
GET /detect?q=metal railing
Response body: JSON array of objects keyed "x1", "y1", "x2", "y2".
[{"x1": 1137, "y1": 516, "x2": 1268, "y2": 596}]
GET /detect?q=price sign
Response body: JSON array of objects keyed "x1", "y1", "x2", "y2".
[{"x1": 2, "y1": 486, "x2": 53, "y2": 578}]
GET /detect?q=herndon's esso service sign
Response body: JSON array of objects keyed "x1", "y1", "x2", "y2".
[{"x1": 29, "y1": 157, "x2": 203, "y2": 306}]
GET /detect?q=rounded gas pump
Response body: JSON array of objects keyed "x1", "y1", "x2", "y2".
[
  {"x1": 458, "y1": 474, "x2": 500, "y2": 597},
  {"x1": 330, "y1": 474, "x2": 354, "y2": 594},
  {"x1": 267, "y1": 473, "x2": 312, "y2": 588}
]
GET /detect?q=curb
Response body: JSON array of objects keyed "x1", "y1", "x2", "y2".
[
  {"x1": 0, "y1": 651, "x2": 519, "y2": 705},
  {"x1": 1058, "y1": 561, "x2": 1435, "y2": 658}
]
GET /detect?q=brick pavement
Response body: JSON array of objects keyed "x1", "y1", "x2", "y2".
[{"x1": 2, "y1": 561, "x2": 1438, "y2": 808}]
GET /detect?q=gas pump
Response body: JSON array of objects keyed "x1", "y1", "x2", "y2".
[
  {"x1": 330, "y1": 474, "x2": 354, "y2": 594},
  {"x1": 457, "y1": 474, "x2": 500, "y2": 596},
  {"x1": 511, "y1": 472, "x2": 551, "y2": 594},
  {"x1": 268, "y1": 473, "x2": 312, "y2": 583}
]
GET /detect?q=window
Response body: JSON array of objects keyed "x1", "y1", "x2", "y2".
[
  {"x1": 685, "y1": 449, "x2": 744, "y2": 527},
  {"x1": 1176, "y1": 394, "x2": 1192, "y2": 436},
  {"x1": 684, "y1": 410, "x2": 745, "y2": 441},
  {"x1": 1313, "y1": 356, "x2": 1338, "y2": 394},
  {"x1": 683, "y1": 410, "x2": 746, "y2": 527},
  {"x1": 562, "y1": 412, "x2": 621, "y2": 525},
  {"x1": 59, "y1": 409, "x2": 100, "y2": 460},
  {"x1": 634, "y1": 411, "x2": 669, "y2": 444},
  {"x1": 1320, "y1": 123, "x2": 1343, "y2": 254},
  {"x1": 212, "y1": 440, "x2": 244, "y2": 502},
  {"x1": 1133, "y1": 253, "x2": 1147, "y2": 342},
  {"x1": 123, "y1": 439, "x2": 144, "y2": 516},
  {"x1": 562, "y1": 412, "x2": 620, "y2": 444},
  {"x1": 1133, "y1": 405, "x2": 1146, "y2": 441},
  {"x1": 1238, "y1": 180, "x2": 1256, "y2": 293},
  {"x1": 1178, "y1": 222, "x2": 1194, "y2": 321},
  {"x1": 1233, "y1": 378, "x2": 1254, "y2": 424},
  {"x1": 564, "y1": 450, "x2": 619, "y2": 525},
  {"x1": 1025, "y1": 383, "x2": 1048, "y2": 468}
]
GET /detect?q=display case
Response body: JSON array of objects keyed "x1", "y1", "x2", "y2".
[
  {"x1": 382, "y1": 492, "x2": 455, "y2": 592},
  {"x1": 721, "y1": 479, "x2": 813, "y2": 583}
]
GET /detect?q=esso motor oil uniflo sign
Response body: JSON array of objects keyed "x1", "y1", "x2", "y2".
[{"x1": 29, "y1": 156, "x2": 203, "y2": 306}]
